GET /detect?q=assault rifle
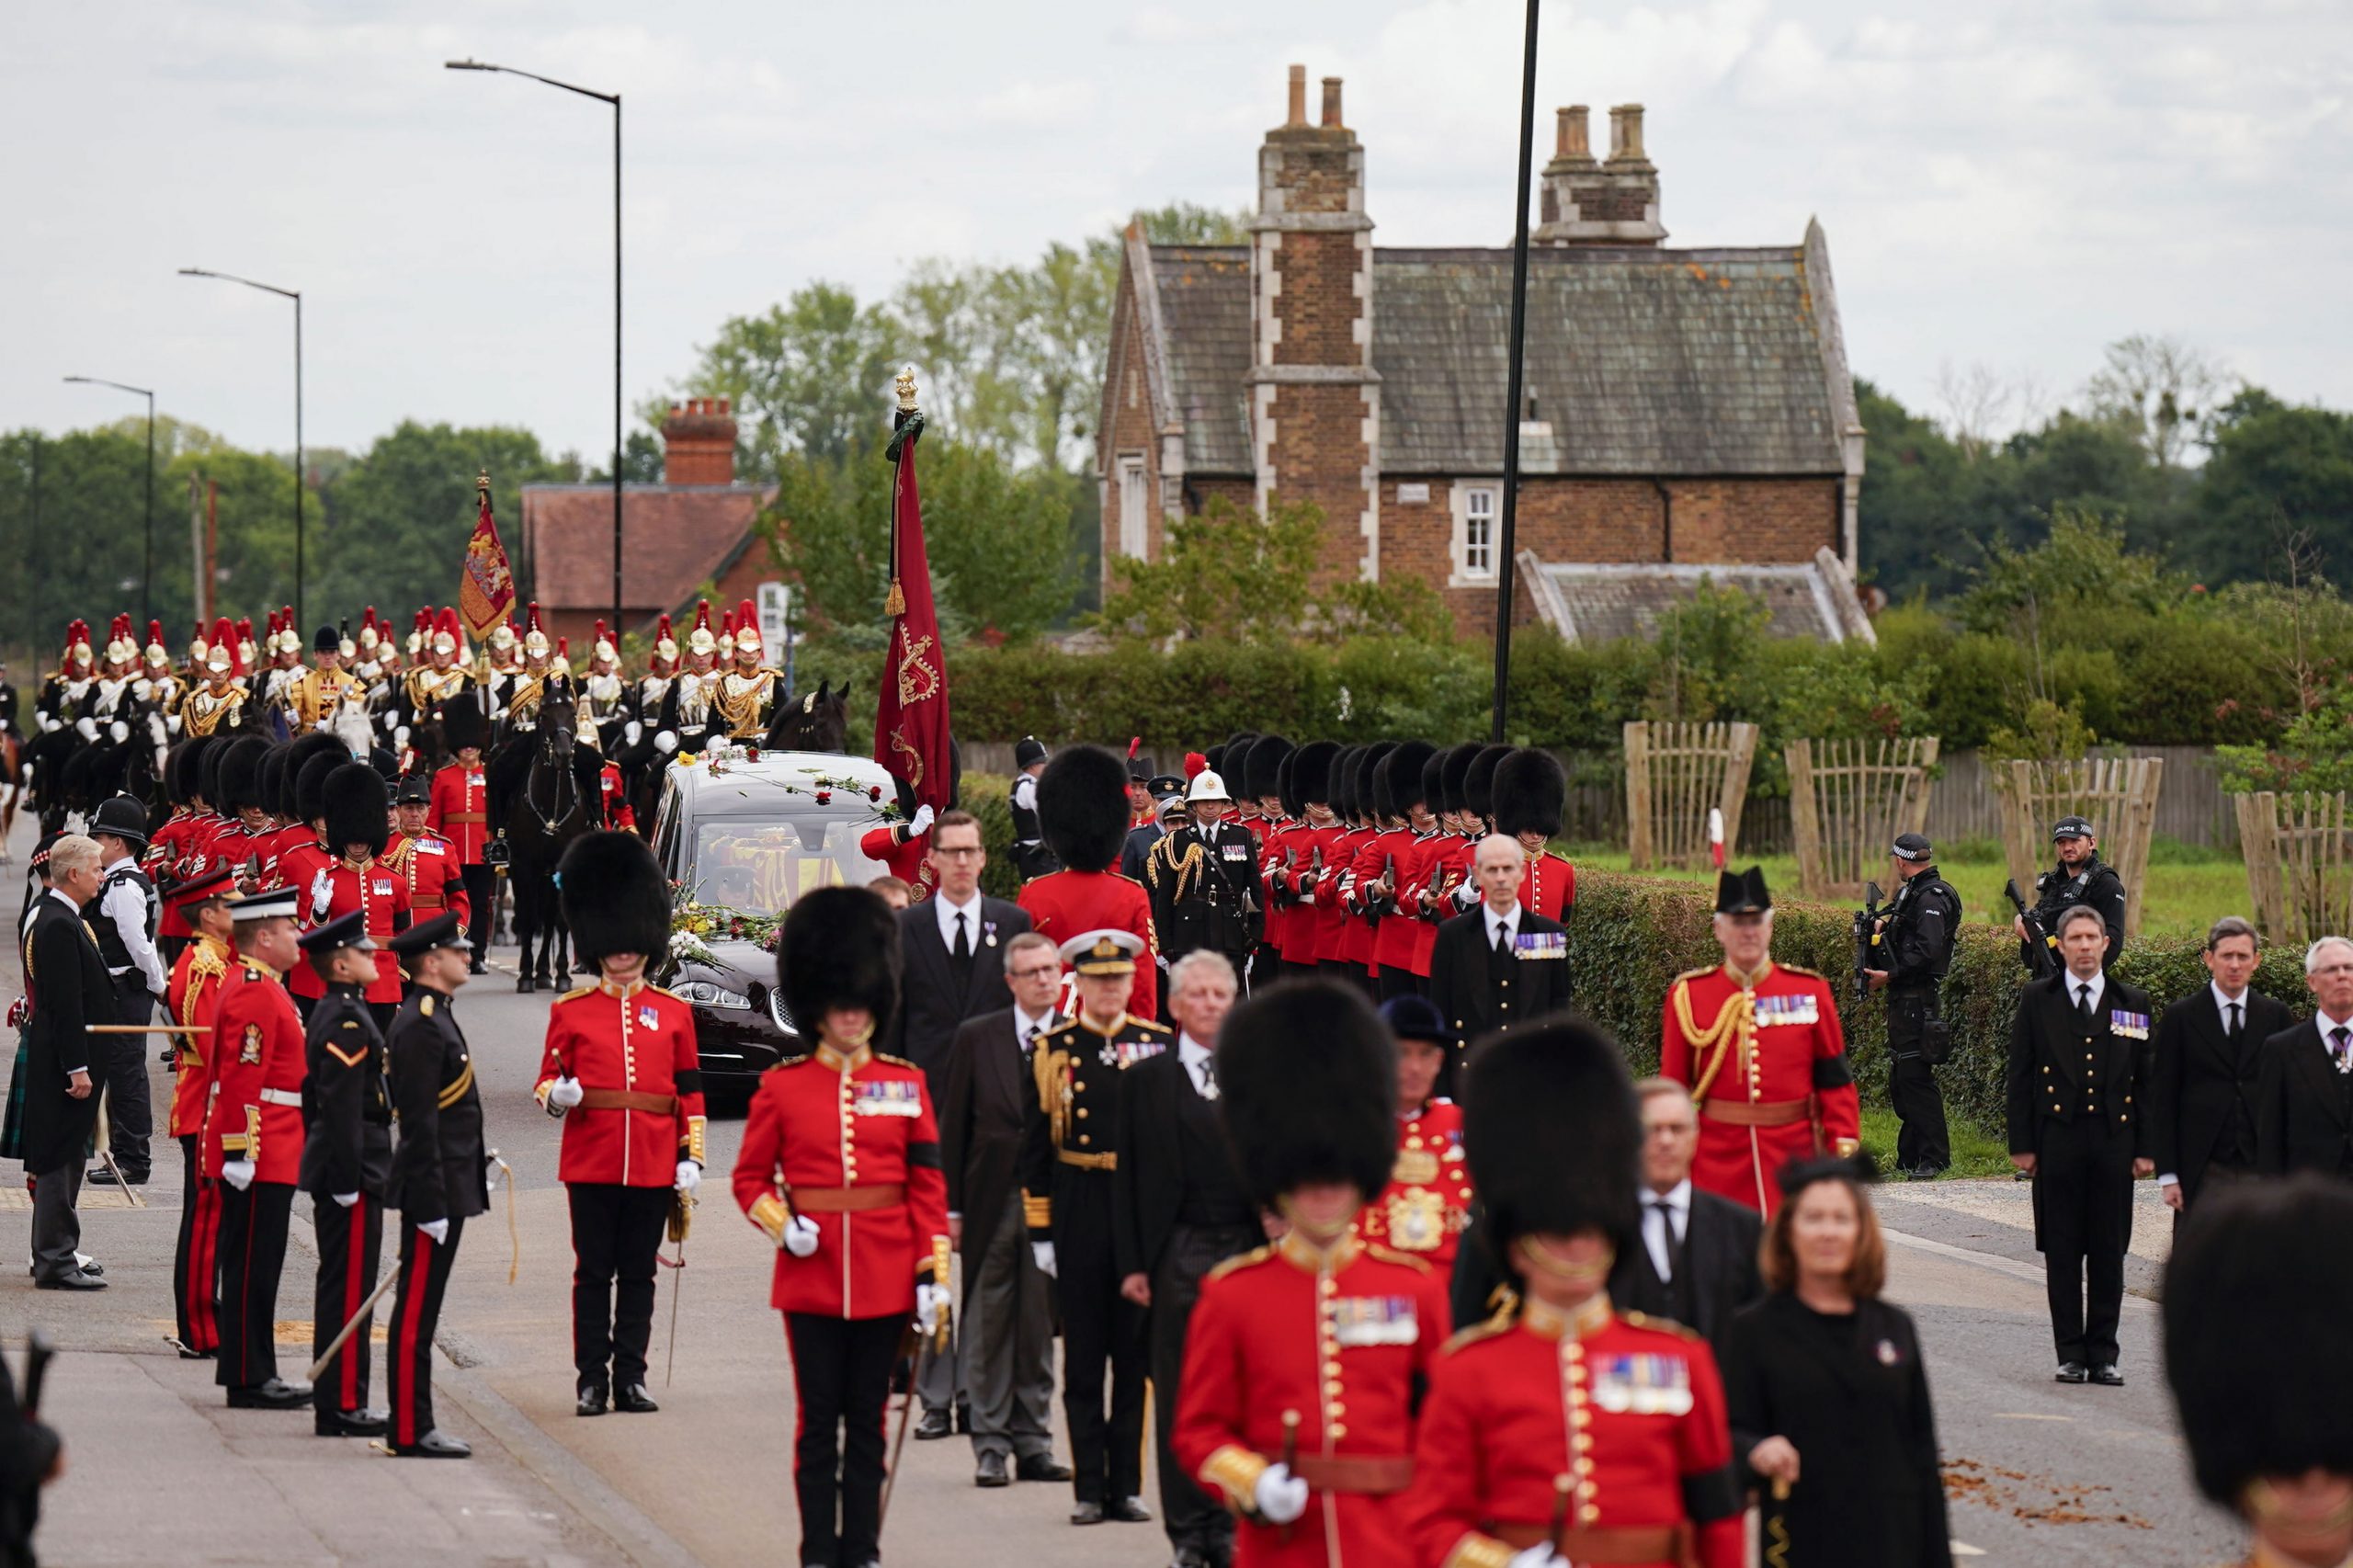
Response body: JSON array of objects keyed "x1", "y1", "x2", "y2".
[
  {"x1": 2005, "y1": 879, "x2": 2059, "y2": 980},
  {"x1": 1851, "y1": 881, "x2": 1885, "y2": 1002}
]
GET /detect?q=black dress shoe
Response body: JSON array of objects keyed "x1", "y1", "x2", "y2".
[
  {"x1": 2054, "y1": 1361, "x2": 2088, "y2": 1384},
  {"x1": 392, "y1": 1429, "x2": 472, "y2": 1459},
  {"x1": 227, "y1": 1379, "x2": 313, "y2": 1410},
  {"x1": 2090, "y1": 1364, "x2": 2125, "y2": 1386},
  {"x1": 1071, "y1": 1502, "x2": 1106, "y2": 1526},
  {"x1": 86, "y1": 1167, "x2": 149, "y2": 1187},
  {"x1": 34, "y1": 1271, "x2": 105, "y2": 1291},
  {"x1": 170, "y1": 1340, "x2": 215, "y2": 1361},
  {"x1": 1108, "y1": 1496, "x2": 1153, "y2": 1523},
  {"x1": 1016, "y1": 1452, "x2": 1074, "y2": 1483},
  {"x1": 975, "y1": 1451, "x2": 1010, "y2": 1488},
  {"x1": 576, "y1": 1384, "x2": 610, "y2": 1417},
  {"x1": 613, "y1": 1383, "x2": 660, "y2": 1414},
  {"x1": 316, "y1": 1407, "x2": 389, "y2": 1437},
  {"x1": 915, "y1": 1407, "x2": 953, "y2": 1440}
]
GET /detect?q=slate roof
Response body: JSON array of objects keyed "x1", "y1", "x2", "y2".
[
  {"x1": 519, "y1": 483, "x2": 777, "y2": 612},
  {"x1": 1142, "y1": 242, "x2": 1846, "y2": 477},
  {"x1": 1521, "y1": 555, "x2": 1869, "y2": 644}
]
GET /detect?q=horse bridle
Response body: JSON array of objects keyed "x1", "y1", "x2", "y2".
[{"x1": 523, "y1": 717, "x2": 580, "y2": 835}]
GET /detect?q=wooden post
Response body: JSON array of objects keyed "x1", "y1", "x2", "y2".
[{"x1": 1625, "y1": 721, "x2": 1654, "y2": 870}]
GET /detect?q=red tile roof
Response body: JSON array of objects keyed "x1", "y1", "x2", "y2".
[{"x1": 519, "y1": 483, "x2": 778, "y2": 620}]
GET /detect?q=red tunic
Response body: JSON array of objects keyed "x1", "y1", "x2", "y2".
[
  {"x1": 1402, "y1": 835, "x2": 1476, "y2": 978},
  {"x1": 1404, "y1": 1301, "x2": 1744, "y2": 1568},
  {"x1": 164, "y1": 935, "x2": 231, "y2": 1139},
  {"x1": 1176, "y1": 1234, "x2": 1450, "y2": 1568},
  {"x1": 1274, "y1": 820, "x2": 1344, "y2": 966},
  {"x1": 1343, "y1": 828, "x2": 1410, "y2": 971},
  {"x1": 597, "y1": 762, "x2": 637, "y2": 833},
  {"x1": 1373, "y1": 831, "x2": 1443, "y2": 976},
  {"x1": 264, "y1": 822, "x2": 313, "y2": 889},
  {"x1": 1016, "y1": 868, "x2": 1159, "y2": 1022},
  {"x1": 1257, "y1": 820, "x2": 1306, "y2": 960},
  {"x1": 205, "y1": 959, "x2": 307, "y2": 1184},
  {"x1": 1518, "y1": 851, "x2": 1576, "y2": 923},
  {"x1": 535, "y1": 980, "x2": 708, "y2": 1187},
  {"x1": 1313, "y1": 826, "x2": 1366, "y2": 963},
  {"x1": 314, "y1": 857, "x2": 412, "y2": 1004},
  {"x1": 426, "y1": 761, "x2": 490, "y2": 864},
  {"x1": 1354, "y1": 1100, "x2": 1473, "y2": 1274},
  {"x1": 1658, "y1": 962, "x2": 1861, "y2": 1215},
  {"x1": 857, "y1": 824, "x2": 937, "y2": 903},
  {"x1": 386, "y1": 829, "x2": 470, "y2": 932},
  {"x1": 144, "y1": 809, "x2": 196, "y2": 937},
  {"x1": 730, "y1": 1042, "x2": 949, "y2": 1318},
  {"x1": 208, "y1": 820, "x2": 272, "y2": 890},
  {"x1": 277, "y1": 836, "x2": 334, "y2": 1002}
]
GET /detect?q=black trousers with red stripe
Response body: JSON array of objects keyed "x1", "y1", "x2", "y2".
[
  {"x1": 312, "y1": 1193, "x2": 384, "y2": 1417},
  {"x1": 387, "y1": 1216, "x2": 463, "y2": 1447},
  {"x1": 784, "y1": 1312, "x2": 902, "y2": 1568},
  {"x1": 566, "y1": 1182, "x2": 671, "y2": 1391},
  {"x1": 213, "y1": 1180, "x2": 294, "y2": 1391},
  {"x1": 173, "y1": 1136, "x2": 222, "y2": 1354}
]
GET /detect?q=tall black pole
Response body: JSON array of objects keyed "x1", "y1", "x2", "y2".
[
  {"x1": 1490, "y1": 0, "x2": 1541, "y2": 744},
  {"x1": 613, "y1": 93, "x2": 624, "y2": 640},
  {"x1": 143, "y1": 389, "x2": 154, "y2": 628},
  {"x1": 293, "y1": 292, "x2": 304, "y2": 628}
]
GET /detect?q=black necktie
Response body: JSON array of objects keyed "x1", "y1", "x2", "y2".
[
  {"x1": 2076, "y1": 983, "x2": 2095, "y2": 1026},
  {"x1": 2334, "y1": 1027, "x2": 2350, "y2": 1075},
  {"x1": 1021, "y1": 1020, "x2": 1039, "y2": 1056},
  {"x1": 948, "y1": 910, "x2": 973, "y2": 994},
  {"x1": 2226, "y1": 1001, "x2": 2241, "y2": 1040},
  {"x1": 1649, "y1": 1199, "x2": 1676, "y2": 1282},
  {"x1": 1198, "y1": 1056, "x2": 1217, "y2": 1098},
  {"x1": 1495, "y1": 922, "x2": 1513, "y2": 960},
  {"x1": 953, "y1": 912, "x2": 972, "y2": 961}
]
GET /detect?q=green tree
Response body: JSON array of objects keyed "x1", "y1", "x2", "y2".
[
  {"x1": 686, "y1": 282, "x2": 901, "y2": 477},
  {"x1": 2186, "y1": 390, "x2": 2353, "y2": 585}
]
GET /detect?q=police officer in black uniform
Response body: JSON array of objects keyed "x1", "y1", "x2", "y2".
[
  {"x1": 85, "y1": 794, "x2": 165, "y2": 1186},
  {"x1": 382, "y1": 911, "x2": 488, "y2": 1459},
  {"x1": 297, "y1": 910, "x2": 392, "y2": 1438},
  {"x1": 1866, "y1": 832, "x2": 1962, "y2": 1177},
  {"x1": 2018, "y1": 814, "x2": 2129, "y2": 971},
  {"x1": 1010, "y1": 736, "x2": 1056, "y2": 881},
  {"x1": 1143, "y1": 768, "x2": 1261, "y2": 983}
]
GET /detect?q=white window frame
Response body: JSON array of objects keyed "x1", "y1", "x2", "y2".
[
  {"x1": 1117, "y1": 454, "x2": 1149, "y2": 560},
  {"x1": 1451, "y1": 483, "x2": 1499, "y2": 585}
]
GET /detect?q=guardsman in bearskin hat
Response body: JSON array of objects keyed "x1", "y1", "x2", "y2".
[
  {"x1": 536, "y1": 832, "x2": 706, "y2": 1417},
  {"x1": 295, "y1": 910, "x2": 394, "y2": 1439},
  {"x1": 1406, "y1": 1018, "x2": 1744, "y2": 1568},
  {"x1": 426, "y1": 691, "x2": 494, "y2": 972},
  {"x1": 306, "y1": 763, "x2": 411, "y2": 1032},
  {"x1": 163, "y1": 867, "x2": 236, "y2": 1359},
  {"x1": 386, "y1": 772, "x2": 470, "y2": 939},
  {"x1": 1354, "y1": 994, "x2": 1474, "y2": 1274},
  {"x1": 1017, "y1": 744, "x2": 1161, "y2": 1023},
  {"x1": 209, "y1": 885, "x2": 314, "y2": 1411},
  {"x1": 1405, "y1": 746, "x2": 1485, "y2": 941},
  {"x1": 2165, "y1": 1176, "x2": 2353, "y2": 1568},
  {"x1": 1494, "y1": 749, "x2": 1574, "y2": 922},
  {"x1": 1021, "y1": 929, "x2": 1169, "y2": 1525},
  {"x1": 382, "y1": 911, "x2": 488, "y2": 1458},
  {"x1": 1243, "y1": 735, "x2": 1296, "y2": 983},
  {"x1": 1171, "y1": 981, "x2": 1447, "y2": 1568},
  {"x1": 734, "y1": 885, "x2": 951, "y2": 1568},
  {"x1": 145, "y1": 741, "x2": 210, "y2": 969},
  {"x1": 1262, "y1": 740, "x2": 1339, "y2": 981},
  {"x1": 273, "y1": 734, "x2": 347, "y2": 1017},
  {"x1": 1220, "y1": 732, "x2": 1260, "y2": 837},
  {"x1": 1367, "y1": 743, "x2": 1441, "y2": 1000},
  {"x1": 1009, "y1": 735, "x2": 1055, "y2": 881},
  {"x1": 1660, "y1": 869, "x2": 1859, "y2": 1216},
  {"x1": 1338, "y1": 744, "x2": 1404, "y2": 991},
  {"x1": 210, "y1": 735, "x2": 277, "y2": 891}
]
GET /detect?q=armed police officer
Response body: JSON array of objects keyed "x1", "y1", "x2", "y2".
[
  {"x1": 1009, "y1": 737, "x2": 1055, "y2": 881},
  {"x1": 1865, "y1": 833, "x2": 1962, "y2": 1178},
  {"x1": 2017, "y1": 815, "x2": 2128, "y2": 973}
]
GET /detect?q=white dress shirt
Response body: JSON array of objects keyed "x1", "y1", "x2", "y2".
[
  {"x1": 1178, "y1": 1032, "x2": 1217, "y2": 1098},
  {"x1": 935, "y1": 890, "x2": 983, "y2": 955},
  {"x1": 2319, "y1": 1010, "x2": 2353, "y2": 1071},
  {"x1": 2065, "y1": 969, "x2": 2106, "y2": 1017},
  {"x1": 1643, "y1": 1179, "x2": 1691, "y2": 1283},
  {"x1": 97, "y1": 861, "x2": 167, "y2": 997},
  {"x1": 1013, "y1": 1005, "x2": 1052, "y2": 1054},
  {"x1": 2161, "y1": 982, "x2": 2265, "y2": 1190},
  {"x1": 1483, "y1": 903, "x2": 1516, "y2": 951}
]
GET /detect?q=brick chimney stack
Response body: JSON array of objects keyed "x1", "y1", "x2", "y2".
[
  {"x1": 1248, "y1": 64, "x2": 1382, "y2": 583},
  {"x1": 662, "y1": 397, "x2": 737, "y2": 486},
  {"x1": 1535, "y1": 101, "x2": 1667, "y2": 246}
]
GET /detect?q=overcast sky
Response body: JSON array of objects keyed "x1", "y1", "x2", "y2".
[{"x1": 5, "y1": 1, "x2": 2347, "y2": 463}]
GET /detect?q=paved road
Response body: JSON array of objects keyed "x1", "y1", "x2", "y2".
[{"x1": 0, "y1": 815, "x2": 2244, "y2": 1565}]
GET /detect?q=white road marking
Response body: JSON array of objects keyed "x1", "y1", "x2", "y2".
[{"x1": 1991, "y1": 1412, "x2": 2073, "y2": 1421}]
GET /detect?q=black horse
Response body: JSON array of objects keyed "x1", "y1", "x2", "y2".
[
  {"x1": 489, "y1": 681, "x2": 601, "y2": 993},
  {"x1": 763, "y1": 677, "x2": 850, "y2": 754}
]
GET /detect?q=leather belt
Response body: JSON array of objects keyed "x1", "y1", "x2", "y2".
[
  {"x1": 1287, "y1": 1454, "x2": 1414, "y2": 1494},
  {"x1": 1701, "y1": 1095, "x2": 1812, "y2": 1128},
  {"x1": 793, "y1": 1184, "x2": 904, "y2": 1212},
  {"x1": 1057, "y1": 1149, "x2": 1117, "y2": 1172},
  {"x1": 447, "y1": 812, "x2": 487, "y2": 824},
  {"x1": 1492, "y1": 1522, "x2": 1690, "y2": 1563},
  {"x1": 578, "y1": 1088, "x2": 677, "y2": 1115},
  {"x1": 257, "y1": 1087, "x2": 302, "y2": 1108}
]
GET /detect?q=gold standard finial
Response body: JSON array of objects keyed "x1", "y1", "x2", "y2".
[
  {"x1": 476, "y1": 469, "x2": 491, "y2": 494},
  {"x1": 895, "y1": 365, "x2": 919, "y2": 414}
]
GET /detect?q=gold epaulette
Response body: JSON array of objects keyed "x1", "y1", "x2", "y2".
[
  {"x1": 1205, "y1": 1244, "x2": 1273, "y2": 1282},
  {"x1": 771, "y1": 1052, "x2": 812, "y2": 1073},
  {"x1": 188, "y1": 949, "x2": 226, "y2": 979},
  {"x1": 1440, "y1": 1309, "x2": 1518, "y2": 1356},
  {"x1": 1776, "y1": 963, "x2": 1827, "y2": 981},
  {"x1": 1128, "y1": 1017, "x2": 1173, "y2": 1037},
  {"x1": 1039, "y1": 1018, "x2": 1081, "y2": 1040},
  {"x1": 1669, "y1": 965, "x2": 1717, "y2": 989},
  {"x1": 1366, "y1": 1244, "x2": 1432, "y2": 1274},
  {"x1": 554, "y1": 983, "x2": 597, "y2": 1004},
  {"x1": 874, "y1": 1051, "x2": 919, "y2": 1071},
  {"x1": 645, "y1": 983, "x2": 687, "y2": 1003},
  {"x1": 1622, "y1": 1310, "x2": 1701, "y2": 1342}
]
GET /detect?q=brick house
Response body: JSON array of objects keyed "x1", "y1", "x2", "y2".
[
  {"x1": 1097, "y1": 67, "x2": 1872, "y2": 643},
  {"x1": 518, "y1": 398, "x2": 780, "y2": 649}
]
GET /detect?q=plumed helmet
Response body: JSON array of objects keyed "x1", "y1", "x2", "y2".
[
  {"x1": 1355, "y1": 742, "x2": 1395, "y2": 824},
  {"x1": 215, "y1": 735, "x2": 272, "y2": 815},
  {"x1": 1381, "y1": 741, "x2": 1437, "y2": 819},
  {"x1": 1215, "y1": 981, "x2": 1396, "y2": 1210},
  {"x1": 1242, "y1": 734, "x2": 1292, "y2": 805},
  {"x1": 1493, "y1": 747, "x2": 1567, "y2": 839},
  {"x1": 440, "y1": 689, "x2": 486, "y2": 752},
  {"x1": 1438, "y1": 744, "x2": 1481, "y2": 817},
  {"x1": 1038, "y1": 744, "x2": 1131, "y2": 874},
  {"x1": 559, "y1": 831, "x2": 671, "y2": 967},
  {"x1": 1291, "y1": 740, "x2": 1340, "y2": 808},
  {"x1": 296, "y1": 751, "x2": 345, "y2": 826},
  {"x1": 1462, "y1": 1016, "x2": 1643, "y2": 1265},
  {"x1": 279, "y1": 732, "x2": 347, "y2": 821},
  {"x1": 2164, "y1": 1175, "x2": 2353, "y2": 1506},
  {"x1": 323, "y1": 761, "x2": 389, "y2": 858},
  {"x1": 1464, "y1": 744, "x2": 1513, "y2": 823},
  {"x1": 778, "y1": 884, "x2": 903, "y2": 1044}
]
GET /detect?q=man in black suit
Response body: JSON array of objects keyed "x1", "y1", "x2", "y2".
[
  {"x1": 2152, "y1": 915, "x2": 2295, "y2": 1220},
  {"x1": 2007, "y1": 903, "x2": 2155, "y2": 1386},
  {"x1": 19, "y1": 835, "x2": 110, "y2": 1289},
  {"x1": 1111, "y1": 948, "x2": 1252, "y2": 1568},
  {"x1": 938, "y1": 931, "x2": 1072, "y2": 1490},
  {"x1": 1427, "y1": 835, "x2": 1571, "y2": 1070},
  {"x1": 1119, "y1": 785, "x2": 1183, "y2": 886},
  {"x1": 2256, "y1": 933, "x2": 2353, "y2": 1183},
  {"x1": 1608, "y1": 1078, "x2": 1762, "y2": 1359},
  {"x1": 884, "y1": 807, "x2": 1031, "y2": 1438}
]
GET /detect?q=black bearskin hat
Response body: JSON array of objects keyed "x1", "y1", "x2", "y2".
[
  {"x1": 170, "y1": 738, "x2": 210, "y2": 805},
  {"x1": 1276, "y1": 748, "x2": 1303, "y2": 822},
  {"x1": 322, "y1": 761, "x2": 389, "y2": 858},
  {"x1": 441, "y1": 688, "x2": 487, "y2": 752},
  {"x1": 1329, "y1": 745, "x2": 1360, "y2": 822},
  {"x1": 1216, "y1": 981, "x2": 1395, "y2": 1210},
  {"x1": 257, "y1": 747, "x2": 289, "y2": 824},
  {"x1": 1243, "y1": 734, "x2": 1292, "y2": 805},
  {"x1": 215, "y1": 735, "x2": 272, "y2": 815},
  {"x1": 559, "y1": 830, "x2": 671, "y2": 967},
  {"x1": 778, "y1": 884, "x2": 903, "y2": 1045},
  {"x1": 1354, "y1": 742, "x2": 1394, "y2": 824},
  {"x1": 1291, "y1": 740, "x2": 1340, "y2": 808},
  {"x1": 279, "y1": 732, "x2": 347, "y2": 821},
  {"x1": 1438, "y1": 744, "x2": 1480, "y2": 818},
  {"x1": 1464, "y1": 744, "x2": 1513, "y2": 823},
  {"x1": 1038, "y1": 744, "x2": 1131, "y2": 874},
  {"x1": 1382, "y1": 741, "x2": 1437, "y2": 819},
  {"x1": 1463, "y1": 1016, "x2": 1642, "y2": 1263},
  {"x1": 1492, "y1": 748, "x2": 1566, "y2": 839},
  {"x1": 1220, "y1": 732, "x2": 1259, "y2": 784},
  {"x1": 2165, "y1": 1175, "x2": 2353, "y2": 1506},
  {"x1": 296, "y1": 752, "x2": 344, "y2": 827},
  {"x1": 195, "y1": 735, "x2": 227, "y2": 810}
]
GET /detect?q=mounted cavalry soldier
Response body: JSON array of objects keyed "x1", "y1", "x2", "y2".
[
  {"x1": 395, "y1": 608, "x2": 474, "y2": 756},
  {"x1": 284, "y1": 626, "x2": 367, "y2": 737},
  {"x1": 654, "y1": 599, "x2": 723, "y2": 759},
  {"x1": 577, "y1": 619, "x2": 636, "y2": 752},
  {"x1": 490, "y1": 604, "x2": 559, "y2": 734},
  {"x1": 710, "y1": 597, "x2": 779, "y2": 741},
  {"x1": 137, "y1": 620, "x2": 185, "y2": 728},
  {"x1": 180, "y1": 623, "x2": 254, "y2": 740}
]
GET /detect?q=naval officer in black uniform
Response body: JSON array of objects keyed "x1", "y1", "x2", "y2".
[{"x1": 298, "y1": 910, "x2": 393, "y2": 1438}]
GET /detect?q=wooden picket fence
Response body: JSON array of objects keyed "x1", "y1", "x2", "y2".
[
  {"x1": 1786, "y1": 737, "x2": 1940, "y2": 901},
  {"x1": 2234, "y1": 790, "x2": 2353, "y2": 947},
  {"x1": 1990, "y1": 756, "x2": 2165, "y2": 939},
  {"x1": 1624, "y1": 721, "x2": 1760, "y2": 871}
]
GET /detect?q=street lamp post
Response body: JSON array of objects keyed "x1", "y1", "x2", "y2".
[
  {"x1": 63, "y1": 376, "x2": 155, "y2": 626},
  {"x1": 1490, "y1": 0, "x2": 1541, "y2": 743},
  {"x1": 447, "y1": 57, "x2": 624, "y2": 637},
  {"x1": 178, "y1": 268, "x2": 302, "y2": 626}
]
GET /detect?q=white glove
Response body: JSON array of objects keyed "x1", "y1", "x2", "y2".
[
  {"x1": 1031, "y1": 1241, "x2": 1057, "y2": 1278},
  {"x1": 394, "y1": 724, "x2": 411, "y2": 749},
  {"x1": 1253, "y1": 1464, "x2": 1310, "y2": 1526},
  {"x1": 418, "y1": 1218, "x2": 449, "y2": 1245},
  {"x1": 547, "y1": 1074, "x2": 584, "y2": 1114},
  {"x1": 782, "y1": 1215, "x2": 820, "y2": 1257},
  {"x1": 1506, "y1": 1547, "x2": 1566, "y2": 1568},
  {"x1": 165, "y1": 713, "x2": 182, "y2": 735},
  {"x1": 332, "y1": 1191, "x2": 358, "y2": 1209},
  {"x1": 310, "y1": 869, "x2": 334, "y2": 920},
  {"x1": 40, "y1": 715, "x2": 60, "y2": 733},
  {"x1": 674, "y1": 1159, "x2": 700, "y2": 1192},
  {"x1": 108, "y1": 720, "x2": 129, "y2": 743},
  {"x1": 132, "y1": 679, "x2": 152, "y2": 700},
  {"x1": 1452, "y1": 880, "x2": 1481, "y2": 911},
  {"x1": 381, "y1": 710, "x2": 399, "y2": 733},
  {"x1": 623, "y1": 720, "x2": 642, "y2": 746},
  {"x1": 908, "y1": 803, "x2": 935, "y2": 835},
  {"x1": 915, "y1": 1281, "x2": 949, "y2": 1333},
  {"x1": 654, "y1": 730, "x2": 678, "y2": 755},
  {"x1": 222, "y1": 1159, "x2": 256, "y2": 1191},
  {"x1": 74, "y1": 717, "x2": 97, "y2": 742}
]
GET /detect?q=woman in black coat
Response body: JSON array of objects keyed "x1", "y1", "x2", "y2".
[{"x1": 1722, "y1": 1161, "x2": 1951, "y2": 1568}]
